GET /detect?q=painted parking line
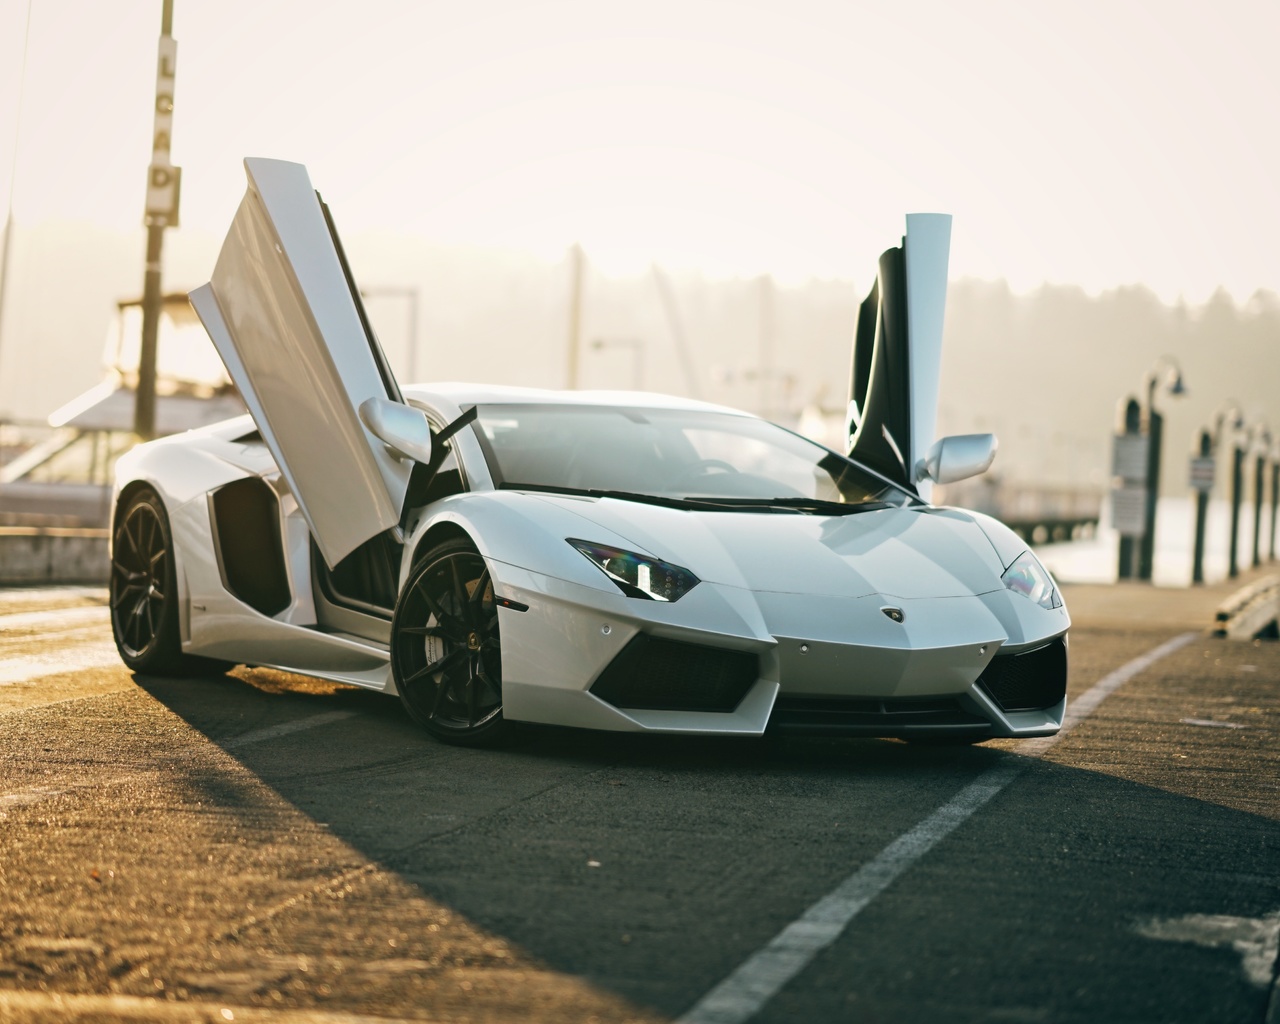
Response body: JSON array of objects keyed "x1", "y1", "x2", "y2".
[
  {"x1": 0, "y1": 989, "x2": 424, "y2": 1023},
  {"x1": 0, "y1": 605, "x2": 110, "y2": 632},
  {"x1": 678, "y1": 631, "x2": 1200, "y2": 1024},
  {"x1": 223, "y1": 710, "x2": 359, "y2": 749},
  {"x1": 0, "y1": 643, "x2": 122, "y2": 686},
  {"x1": 0, "y1": 711, "x2": 360, "y2": 817},
  {"x1": 0, "y1": 586, "x2": 105, "y2": 607}
]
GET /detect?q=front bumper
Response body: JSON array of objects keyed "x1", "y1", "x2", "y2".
[{"x1": 490, "y1": 561, "x2": 1068, "y2": 738}]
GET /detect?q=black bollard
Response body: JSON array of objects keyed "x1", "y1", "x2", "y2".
[
  {"x1": 1253, "y1": 453, "x2": 1266, "y2": 568},
  {"x1": 1139, "y1": 404, "x2": 1163, "y2": 581},
  {"x1": 1229, "y1": 443, "x2": 1244, "y2": 578},
  {"x1": 1192, "y1": 430, "x2": 1211, "y2": 585},
  {"x1": 1271, "y1": 460, "x2": 1279, "y2": 562},
  {"x1": 1116, "y1": 399, "x2": 1144, "y2": 580}
]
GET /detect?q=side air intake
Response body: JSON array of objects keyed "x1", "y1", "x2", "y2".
[
  {"x1": 976, "y1": 637, "x2": 1068, "y2": 712},
  {"x1": 590, "y1": 635, "x2": 758, "y2": 713}
]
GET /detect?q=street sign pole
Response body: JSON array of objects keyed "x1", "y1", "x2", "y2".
[
  {"x1": 135, "y1": 0, "x2": 180, "y2": 440},
  {"x1": 1138, "y1": 402, "x2": 1163, "y2": 580},
  {"x1": 1253, "y1": 451, "x2": 1266, "y2": 569},
  {"x1": 1270, "y1": 460, "x2": 1278, "y2": 562},
  {"x1": 1229, "y1": 442, "x2": 1244, "y2": 579},
  {"x1": 1113, "y1": 398, "x2": 1146, "y2": 580},
  {"x1": 1190, "y1": 432, "x2": 1214, "y2": 585}
]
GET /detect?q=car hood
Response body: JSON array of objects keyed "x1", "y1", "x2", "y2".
[{"x1": 528, "y1": 494, "x2": 1009, "y2": 600}]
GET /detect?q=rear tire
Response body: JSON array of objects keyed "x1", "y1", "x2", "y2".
[
  {"x1": 110, "y1": 488, "x2": 230, "y2": 676},
  {"x1": 391, "y1": 537, "x2": 511, "y2": 747}
]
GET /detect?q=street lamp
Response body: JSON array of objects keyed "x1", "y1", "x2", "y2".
[
  {"x1": 1213, "y1": 402, "x2": 1247, "y2": 578},
  {"x1": 1191, "y1": 400, "x2": 1244, "y2": 583},
  {"x1": 1270, "y1": 436, "x2": 1280, "y2": 563},
  {"x1": 1248, "y1": 420, "x2": 1273, "y2": 569},
  {"x1": 1137, "y1": 356, "x2": 1187, "y2": 581}
]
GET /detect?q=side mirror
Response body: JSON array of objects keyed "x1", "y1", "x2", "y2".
[
  {"x1": 917, "y1": 433, "x2": 998, "y2": 485},
  {"x1": 358, "y1": 397, "x2": 433, "y2": 464}
]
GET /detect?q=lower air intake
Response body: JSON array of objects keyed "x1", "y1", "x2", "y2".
[
  {"x1": 977, "y1": 637, "x2": 1068, "y2": 712},
  {"x1": 590, "y1": 635, "x2": 758, "y2": 713},
  {"x1": 769, "y1": 695, "x2": 988, "y2": 735}
]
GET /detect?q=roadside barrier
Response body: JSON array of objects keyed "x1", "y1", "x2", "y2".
[
  {"x1": 0, "y1": 527, "x2": 109, "y2": 585},
  {"x1": 1212, "y1": 573, "x2": 1280, "y2": 640}
]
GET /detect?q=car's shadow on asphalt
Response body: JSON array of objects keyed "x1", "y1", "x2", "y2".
[{"x1": 131, "y1": 668, "x2": 1280, "y2": 1023}]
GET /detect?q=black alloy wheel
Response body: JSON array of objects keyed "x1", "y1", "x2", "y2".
[
  {"x1": 110, "y1": 488, "x2": 184, "y2": 673},
  {"x1": 391, "y1": 538, "x2": 509, "y2": 746}
]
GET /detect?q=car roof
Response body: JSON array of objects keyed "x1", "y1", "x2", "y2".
[{"x1": 401, "y1": 382, "x2": 755, "y2": 418}]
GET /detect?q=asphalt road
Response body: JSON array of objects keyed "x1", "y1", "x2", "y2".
[{"x1": 0, "y1": 573, "x2": 1277, "y2": 1024}]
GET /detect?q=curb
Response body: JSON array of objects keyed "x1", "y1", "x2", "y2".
[
  {"x1": 1213, "y1": 573, "x2": 1280, "y2": 640},
  {"x1": 0, "y1": 527, "x2": 110, "y2": 585}
]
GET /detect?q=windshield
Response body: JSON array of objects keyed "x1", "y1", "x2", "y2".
[{"x1": 470, "y1": 404, "x2": 915, "y2": 509}]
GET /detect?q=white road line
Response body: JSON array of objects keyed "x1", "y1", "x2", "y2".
[
  {"x1": 0, "y1": 785, "x2": 66, "y2": 812},
  {"x1": 0, "y1": 586, "x2": 104, "y2": 606},
  {"x1": 223, "y1": 710, "x2": 358, "y2": 749},
  {"x1": 0, "y1": 604, "x2": 110, "y2": 632},
  {"x1": 0, "y1": 989, "x2": 425, "y2": 1023},
  {"x1": 677, "y1": 630, "x2": 1200, "y2": 1024},
  {"x1": 0, "y1": 642, "x2": 122, "y2": 686},
  {"x1": 0, "y1": 711, "x2": 359, "y2": 817}
]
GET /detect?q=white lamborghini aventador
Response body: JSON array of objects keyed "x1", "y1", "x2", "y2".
[{"x1": 109, "y1": 158, "x2": 1069, "y2": 746}]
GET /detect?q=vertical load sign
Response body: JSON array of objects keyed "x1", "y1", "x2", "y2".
[
  {"x1": 1110, "y1": 431, "x2": 1149, "y2": 538},
  {"x1": 145, "y1": 34, "x2": 180, "y2": 226}
]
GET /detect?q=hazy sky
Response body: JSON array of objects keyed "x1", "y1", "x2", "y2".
[{"x1": 1, "y1": 0, "x2": 1277, "y2": 299}]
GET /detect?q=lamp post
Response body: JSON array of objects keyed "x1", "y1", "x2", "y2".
[
  {"x1": 1190, "y1": 428, "x2": 1213, "y2": 585},
  {"x1": 1249, "y1": 421, "x2": 1272, "y2": 569},
  {"x1": 1192, "y1": 401, "x2": 1244, "y2": 584},
  {"x1": 0, "y1": 0, "x2": 32, "y2": 394},
  {"x1": 1216, "y1": 404, "x2": 1249, "y2": 579},
  {"x1": 1137, "y1": 357, "x2": 1187, "y2": 582},
  {"x1": 135, "y1": 0, "x2": 182, "y2": 440},
  {"x1": 1114, "y1": 397, "x2": 1145, "y2": 580},
  {"x1": 1270, "y1": 438, "x2": 1279, "y2": 562}
]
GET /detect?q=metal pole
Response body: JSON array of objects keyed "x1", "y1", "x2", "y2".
[
  {"x1": 1229, "y1": 442, "x2": 1244, "y2": 579},
  {"x1": 135, "y1": 0, "x2": 177, "y2": 440},
  {"x1": 757, "y1": 275, "x2": 774, "y2": 419},
  {"x1": 1270, "y1": 459, "x2": 1278, "y2": 562},
  {"x1": 1117, "y1": 398, "x2": 1142, "y2": 581},
  {"x1": 1253, "y1": 451, "x2": 1265, "y2": 568},
  {"x1": 135, "y1": 226, "x2": 164, "y2": 439},
  {"x1": 651, "y1": 264, "x2": 700, "y2": 398},
  {"x1": 407, "y1": 289, "x2": 420, "y2": 383},
  {"x1": 1192, "y1": 429, "x2": 1210, "y2": 585},
  {"x1": 0, "y1": 0, "x2": 33, "y2": 389},
  {"x1": 566, "y1": 243, "x2": 584, "y2": 389},
  {"x1": 1138, "y1": 380, "x2": 1162, "y2": 582}
]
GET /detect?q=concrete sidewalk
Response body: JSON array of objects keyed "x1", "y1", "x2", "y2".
[{"x1": 1062, "y1": 562, "x2": 1280, "y2": 634}]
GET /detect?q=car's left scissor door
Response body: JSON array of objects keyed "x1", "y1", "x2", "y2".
[{"x1": 190, "y1": 157, "x2": 410, "y2": 569}]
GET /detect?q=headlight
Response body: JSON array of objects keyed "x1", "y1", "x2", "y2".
[
  {"x1": 568, "y1": 539, "x2": 700, "y2": 602},
  {"x1": 1002, "y1": 550, "x2": 1062, "y2": 609}
]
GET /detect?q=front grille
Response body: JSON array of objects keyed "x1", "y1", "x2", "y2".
[
  {"x1": 770, "y1": 695, "x2": 988, "y2": 734},
  {"x1": 977, "y1": 637, "x2": 1068, "y2": 712},
  {"x1": 589, "y1": 635, "x2": 758, "y2": 713}
]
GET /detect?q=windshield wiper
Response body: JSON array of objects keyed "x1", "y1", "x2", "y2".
[
  {"x1": 679, "y1": 497, "x2": 895, "y2": 515},
  {"x1": 499, "y1": 483, "x2": 894, "y2": 516},
  {"x1": 499, "y1": 483, "x2": 703, "y2": 511}
]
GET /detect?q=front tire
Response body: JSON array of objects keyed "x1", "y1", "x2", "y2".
[{"x1": 391, "y1": 538, "x2": 510, "y2": 746}]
